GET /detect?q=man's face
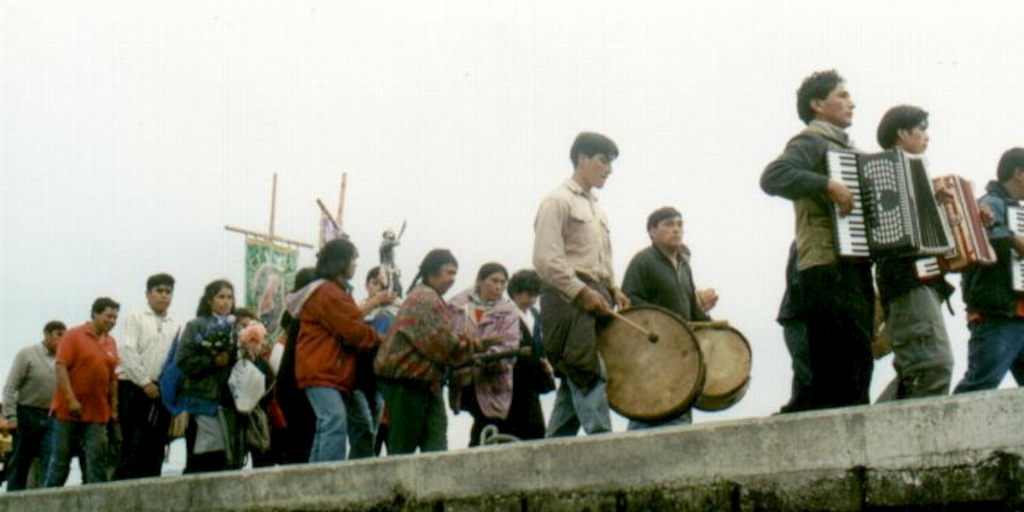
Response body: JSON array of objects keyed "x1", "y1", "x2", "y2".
[
  {"x1": 92, "y1": 307, "x2": 119, "y2": 335},
  {"x1": 512, "y1": 291, "x2": 537, "y2": 312},
  {"x1": 43, "y1": 328, "x2": 66, "y2": 354},
  {"x1": 812, "y1": 84, "x2": 855, "y2": 128},
  {"x1": 897, "y1": 122, "x2": 929, "y2": 155},
  {"x1": 367, "y1": 276, "x2": 385, "y2": 297},
  {"x1": 650, "y1": 216, "x2": 684, "y2": 253},
  {"x1": 146, "y1": 284, "x2": 173, "y2": 316},
  {"x1": 576, "y1": 153, "x2": 614, "y2": 191}
]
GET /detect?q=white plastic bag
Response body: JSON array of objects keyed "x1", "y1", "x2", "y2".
[{"x1": 228, "y1": 359, "x2": 266, "y2": 413}]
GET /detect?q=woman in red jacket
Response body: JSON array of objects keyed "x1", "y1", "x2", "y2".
[{"x1": 287, "y1": 239, "x2": 379, "y2": 462}]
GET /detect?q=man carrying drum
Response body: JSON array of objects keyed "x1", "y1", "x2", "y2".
[
  {"x1": 533, "y1": 131, "x2": 630, "y2": 437},
  {"x1": 621, "y1": 206, "x2": 716, "y2": 429}
]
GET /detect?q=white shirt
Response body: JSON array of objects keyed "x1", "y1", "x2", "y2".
[{"x1": 117, "y1": 309, "x2": 180, "y2": 387}]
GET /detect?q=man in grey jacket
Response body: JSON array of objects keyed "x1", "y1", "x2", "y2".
[{"x1": 3, "y1": 321, "x2": 65, "y2": 491}]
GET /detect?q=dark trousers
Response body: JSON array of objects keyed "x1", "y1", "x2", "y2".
[
  {"x1": 502, "y1": 364, "x2": 547, "y2": 441},
  {"x1": 115, "y1": 382, "x2": 170, "y2": 480},
  {"x1": 5, "y1": 405, "x2": 52, "y2": 491},
  {"x1": 779, "y1": 320, "x2": 812, "y2": 413},
  {"x1": 800, "y1": 261, "x2": 874, "y2": 411},
  {"x1": 378, "y1": 380, "x2": 446, "y2": 454}
]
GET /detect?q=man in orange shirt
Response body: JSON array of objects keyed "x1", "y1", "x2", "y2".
[{"x1": 43, "y1": 297, "x2": 121, "y2": 486}]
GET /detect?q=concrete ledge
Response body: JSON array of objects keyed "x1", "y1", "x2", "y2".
[{"x1": 4, "y1": 389, "x2": 1024, "y2": 511}]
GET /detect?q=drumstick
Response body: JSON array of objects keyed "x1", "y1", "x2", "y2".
[{"x1": 610, "y1": 311, "x2": 659, "y2": 343}]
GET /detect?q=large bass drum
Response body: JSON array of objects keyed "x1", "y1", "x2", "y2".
[
  {"x1": 596, "y1": 306, "x2": 705, "y2": 422},
  {"x1": 690, "y1": 322, "x2": 752, "y2": 411}
]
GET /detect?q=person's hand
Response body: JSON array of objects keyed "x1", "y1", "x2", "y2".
[
  {"x1": 214, "y1": 352, "x2": 231, "y2": 367},
  {"x1": 697, "y1": 288, "x2": 719, "y2": 311},
  {"x1": 979, "y1": 202, "x2": 995, "y2": 228},
  {"x1": 612, "y1": 289, "x2": 630, "y2": 311},
  {"x1": 576, "y1": 287, "x2": 612, "y2": 315},
  {"x1": 67, "y1": 399, "x2": 82, "y2": 418},
  {"x1": 374, "y1": 291, "x2": 397, "y2": 307},
  {"x1": 826, "y1": 178, "x2": 854, "y2": 216},
  {"x1": 540, "y1": 357, "x2": 554, "y2": 375},
  {"x1": 143, "y1": 382, "x2": 160, "y2": 399},
  {"x1": 3, "y1": 419, "x2": 18, "y2": 432}
]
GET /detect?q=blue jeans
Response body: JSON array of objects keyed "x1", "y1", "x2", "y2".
[
  {"x1": 954, "y1": 317, "x2": 1024, "y2": 393},
  {"x1": 5, "y1": 405, "x2": 52, "y2": 491},
  {"x1": 43, "y1": 421, "x2": 109, "y2": 486},
  {"x1": 546, "y1": 377, "x2": 611, "y2": 437},
  {"x1": 628, "y1": 410, "x2": 692, "y2": 431},
  {"x1": 305, "y1": 387, "x2": 349, "y2": 463},
  {"x1": 346, "y1": 390, "x2": 381, "y2": 459}
]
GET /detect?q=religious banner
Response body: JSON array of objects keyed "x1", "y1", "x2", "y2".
[{"x1": 245, "y1": 237, "x2": 298, "y2": 337}]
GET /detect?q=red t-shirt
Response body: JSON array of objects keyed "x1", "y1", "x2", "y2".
[{"x1": 51, "y1": 323, "x2": 119, "y2": 423}]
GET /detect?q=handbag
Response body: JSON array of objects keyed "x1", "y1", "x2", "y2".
[{"x1": 243, "y1": 407, "x2": 272, "y2": 454}]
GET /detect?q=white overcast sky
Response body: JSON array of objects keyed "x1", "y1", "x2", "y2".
[{"x1": 3, "y1": 0, "x2": 1024, "y2": 453}]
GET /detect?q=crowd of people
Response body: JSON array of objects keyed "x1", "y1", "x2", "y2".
[{"x1": 3, "y1": 76, "x2": 1024, "y2": 489}]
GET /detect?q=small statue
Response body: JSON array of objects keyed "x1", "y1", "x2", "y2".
[{"x1": 379, "y1": 220, "x2": 407, "y2": 297}]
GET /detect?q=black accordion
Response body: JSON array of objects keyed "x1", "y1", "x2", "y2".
[{"x1": 827, "y1": 149, "x2": 953, "y2": 259}]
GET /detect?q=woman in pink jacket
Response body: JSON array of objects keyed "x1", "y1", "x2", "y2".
[{"x1": 448, "y1": 263, "x2": 521, "y2": 446}]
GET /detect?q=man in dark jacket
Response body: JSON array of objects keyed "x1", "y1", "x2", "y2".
[
  {"x1": 954, "y1": 148, "x2": 1024, "y2": 393},
  {"x1": 621, "y1": 206, "x2": 713, "y2": 429},
  {"x1": 761, "y1": 69, "x2": 874, "y2": 411}
]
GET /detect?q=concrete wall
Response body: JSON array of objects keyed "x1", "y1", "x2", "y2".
[{"x1": 4, "y1": 389, "x2": 1024, "y2": 511}]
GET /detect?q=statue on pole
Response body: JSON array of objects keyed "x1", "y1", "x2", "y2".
[{"x1": 379, "y1": 220, "x2": 407, "y2": 297}]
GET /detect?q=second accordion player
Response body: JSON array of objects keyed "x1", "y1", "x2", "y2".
[{"x1": 827, "y1": 148, "x2": 954, "y2": 259}]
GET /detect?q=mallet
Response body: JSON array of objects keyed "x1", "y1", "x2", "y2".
[{"x1": 610, "y1": 311, "x2": 659, "y2": 343}]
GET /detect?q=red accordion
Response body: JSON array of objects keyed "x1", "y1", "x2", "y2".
[{"x1": 915, "y1": 175, "x2": 996, "y2": 278}]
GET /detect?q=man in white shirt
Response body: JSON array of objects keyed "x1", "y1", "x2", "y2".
[{"x1": 114, "y1": 273, "x2": 179, "y2": 480}]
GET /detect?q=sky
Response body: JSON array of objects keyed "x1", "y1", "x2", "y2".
[{"x1": 2, "y1": 0, "x2": 1024, "y2": 460}]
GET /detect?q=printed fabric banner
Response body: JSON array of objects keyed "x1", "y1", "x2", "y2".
[{"x1": 245, "y1": 237, "x2": 298, "y2": 338}]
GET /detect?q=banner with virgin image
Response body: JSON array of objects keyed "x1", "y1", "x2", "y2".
[{"x1": 245, "y1": 237, "x2": 298, "y2": 338}]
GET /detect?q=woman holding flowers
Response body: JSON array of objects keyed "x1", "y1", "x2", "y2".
[{"x1": 176, "y1": 279, "x2": 239, "y2": 473}]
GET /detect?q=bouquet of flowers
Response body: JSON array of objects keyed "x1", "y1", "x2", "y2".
[
  {"x1": 238, "y1": 321, "x2": 267, "y2": 361},
  {"x1": 196, "y1": 316, "x2": 236, "y2": 356}
]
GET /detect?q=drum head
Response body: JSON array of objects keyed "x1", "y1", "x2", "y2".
[
  {"x1": 693, "y1": 327, "x2": 752, "y2": 411},
  {"x1": 596, "y1": 306, "x2": 704, "y2": 422}
]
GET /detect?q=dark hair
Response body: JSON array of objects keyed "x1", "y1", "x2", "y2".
[
  {"x1": 876, "y1": 105, "x2": 928, "y2": 150},
  {"x1": 43, "y1": 320, "x2": 67, "y2": 334},
  {"x1": 476, "y1": 262, "x2": 508, "y2": 283},
  {"x1": 91, "y1": 297, "x2": 120, "y2": 316},
  {"x1": 508, "y1": 269, "x2": 543, "y2": 297},
  {"x1": 366, "y1": 266, "x2": 383, "y2": 286},
  {"x1": 569, "y1": 132, "x2": 619, "y2": 167},
  {"x1": 797, "y1": 69, "x2": 844, "y2": 124},
  {"x1": 146, "y1": 273, "x2": 175, "y2": 293},
  {"x1": 408, "y1": 248, "x2": 458, "y2": 294},
  {"x1": 316, "y1": 239, "x2": 358, "y2": 281},
  {"x1": 234, "y1": 307, "x2": 257, "y2": 320},
  {"x1": 646, "y1": 206, "x2": 682, "y2": 232},
  {"x1": 998, "y1": 148, "x2": 1024, "y2": 183},
  {"x1": 196, "y1": 279, "x2": 234, "y2": 317}
]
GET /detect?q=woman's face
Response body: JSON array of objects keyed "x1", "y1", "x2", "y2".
[
  {"x1": 478, "y1": 272, "x2": 508, "y2": 302},
  {"x1": 426, "y1": 263, "x2": 458, "y2": 295},
  {"x1": 209, "y1": 286, "x2": 235, "y2": 317},
  {"x1": 343, "y1": 255, "x2": 358, "y2": 281}
]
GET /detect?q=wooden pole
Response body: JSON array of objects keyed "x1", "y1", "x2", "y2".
[
  {"x1": 336, "y1": 173, "x2": 347, "y2": 228},
  {"x1": 224, "y1": 225, "x2": 314, "y2": 249},
  {"x1": 269, "y1": 173, "x2": 278, "y2": 240}
]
